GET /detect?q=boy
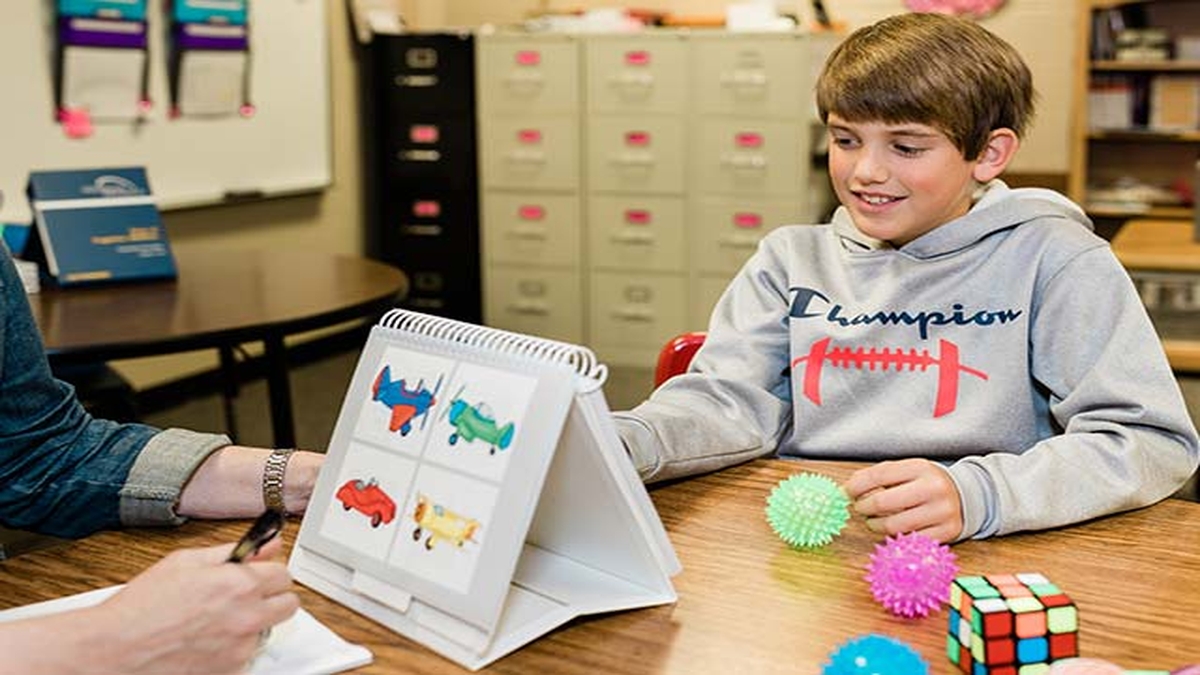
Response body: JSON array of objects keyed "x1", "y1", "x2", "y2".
[{"x1": 613, "y1": 12, "x2": 1199, "y2": 542}]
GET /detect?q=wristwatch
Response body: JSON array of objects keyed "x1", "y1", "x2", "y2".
[{"x1": 262, "y1": 448, "x2": 295, "y2": 514}]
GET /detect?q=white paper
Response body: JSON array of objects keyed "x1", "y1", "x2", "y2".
[
  {"x1": 0, "y1": 585, "x2": 372, "y2": 675},
  {"x1": 178, "y1": 50, "x2": 249, "y2": 117},
  {"x1": 61, "y1": 46, "x2": 147, "y2": 120}
]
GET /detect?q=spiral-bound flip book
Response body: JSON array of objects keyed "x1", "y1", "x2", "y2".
[{"x1": 289, "y1": 310, "x2": 680, "y2": 670}]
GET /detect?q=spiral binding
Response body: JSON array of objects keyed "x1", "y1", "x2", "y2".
[{"x1": 378, "y1": 309, "x2": 609, "y2": 388}]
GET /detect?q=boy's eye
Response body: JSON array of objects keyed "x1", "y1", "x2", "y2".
[
  {"x1": 831, "y1": 135, "x2": 859, "y2": 149},
  {"x1": 893, "y1": 143, "x2": 924, "y2": 156}
]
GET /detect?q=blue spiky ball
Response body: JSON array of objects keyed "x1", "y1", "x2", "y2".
[
  {"x1": 765, "y1": 472, "x2": 850, "y2": 548},
  {"x1": 822, "y1": 634, "x2": 929, "y2": 675}
]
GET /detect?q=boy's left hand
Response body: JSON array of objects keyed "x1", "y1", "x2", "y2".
[{"x1": 843, "y1": 458, "x2": 964, "y2": 543}]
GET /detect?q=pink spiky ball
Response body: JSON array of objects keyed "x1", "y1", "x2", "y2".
[{"x1": 864, "y1": 532, "x2": 958, "y2": 618}]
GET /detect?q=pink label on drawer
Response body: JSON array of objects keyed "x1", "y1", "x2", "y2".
[
  {"x1": 625, "y1": 131, "x2": 650, "y2": 146},
  {"x1": 518, "y1": 205, "x2": 546, "y2": 221},
  {"x1": 517, "y1": 128, "x2": 543, "y2": 144},
  {"x1": 735, "y1": 132, "x2": 763, "y2": 148},
  {"x1": 625, "y1": 50, "x2": 650, "y2": 66},
  {"x1": 733, "y1": 212, "x2": 762, "y2": 229},
  {"x1": 625, "y1": 209, "x2": 651, "y2": 225},
  {"x1": 409, "y1": 124, "x2": 439, "y2": 144},
  {"x1": 515, "y1": 50, "x2": 541, "y2": 66},
  {"x1": 413, "y1": 200, "x2": 442, "y2": 218}
]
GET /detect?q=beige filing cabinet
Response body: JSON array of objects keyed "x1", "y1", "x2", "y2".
[
  {"x1": 585, "y1": 32, "x2": 692, "y2": 368},
  {"x1": 688, "y1": 31, "x2": 828, "y2": 333},
  {"x1": 477, "y1": 33, "x2": 585, "y2": 344},
  {"x1": 478, "y1": 30, "x2": 834, "y2": 367}
]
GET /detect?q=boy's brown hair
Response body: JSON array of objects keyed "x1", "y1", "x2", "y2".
[{"x1": 815, "y1": 12, "x2": 1035, "y2": 160}]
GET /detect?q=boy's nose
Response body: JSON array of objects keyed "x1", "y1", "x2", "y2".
[{"x1": 852, "y1": 150, "x2": 889, "y2": 184}]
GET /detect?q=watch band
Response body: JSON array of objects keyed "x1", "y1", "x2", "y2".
[{"x1": 262, "y1": 448, "x2": 295, "y2": 514}]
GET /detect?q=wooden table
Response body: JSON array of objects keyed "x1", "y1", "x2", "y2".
[
  {"x1": 1, "y1": 459, "x2": 1197, "y2": 673},
  {"x1": 1111, "y1": 218, "x2": 1200, "y2": 371},
  {"x1": 28, "y1": 249, "x2": 407, "y2": 448}
]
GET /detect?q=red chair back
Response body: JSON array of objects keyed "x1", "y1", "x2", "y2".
[{"x1": 653, "y1": 332, "x2": 707, "y2": 387}]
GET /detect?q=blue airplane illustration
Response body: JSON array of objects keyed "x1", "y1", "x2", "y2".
[{"x1": 372, "y1": 366, "x2": 442, "y2": 435}]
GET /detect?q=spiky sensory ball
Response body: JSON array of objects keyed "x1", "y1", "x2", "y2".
[
  {"x1": 822, "y1": 634, "x2": 929, "y2": 675},
  {"x1": 764, "y1": 472, "x2": 850, "y2": 548},
  {"x1": 865, "y1": 531, "x2": 959, "y2": 618}
]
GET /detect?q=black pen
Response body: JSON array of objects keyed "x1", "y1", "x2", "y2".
[{"x1": 227, "y1": 508, "x2": 285, "y2": 563}]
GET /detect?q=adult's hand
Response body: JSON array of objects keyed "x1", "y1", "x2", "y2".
[{"x1": 92, "y1": 540, "x2": 298, "y2": 674}]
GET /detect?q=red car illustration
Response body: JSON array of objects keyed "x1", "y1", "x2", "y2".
[{"x1": 335, "y1": 478, "x2": 396, "y2": 528}]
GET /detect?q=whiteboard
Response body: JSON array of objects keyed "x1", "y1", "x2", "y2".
[{"x1": 0, "y1": 0, "x2": 331, "y2": 223}]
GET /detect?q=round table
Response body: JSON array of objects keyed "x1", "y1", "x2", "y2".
[{"x1": 30, "y1": 249, "x2": 408, "y2": 447}]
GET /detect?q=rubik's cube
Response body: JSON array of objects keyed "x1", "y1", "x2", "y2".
[{"x1": 947, "y1": 573, "x2": 1078, "y2": 675}]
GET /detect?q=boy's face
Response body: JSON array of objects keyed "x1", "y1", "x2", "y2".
[{"x1": 826, "y1": 115, "x2": 986, "y2": 247}]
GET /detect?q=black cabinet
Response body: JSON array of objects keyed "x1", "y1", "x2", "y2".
[{"x1": 362, "y1": 33, "x2": 481, "y2": 323}]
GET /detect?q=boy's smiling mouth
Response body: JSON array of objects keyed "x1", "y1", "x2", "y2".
[{"x1": 855, "y1": 192, "x2": 903, "y2": 206}]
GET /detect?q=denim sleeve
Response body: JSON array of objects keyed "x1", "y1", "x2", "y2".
[{"x1": 0, "y1": 246, "x2": 195, "y2": 538}]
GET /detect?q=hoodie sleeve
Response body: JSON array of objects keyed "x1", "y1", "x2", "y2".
[
  {"x1": 947, "y1": 244, "x2": 1200, "y2": 538},
  {"x1": 614, "y1": 235, "x2": 795, "y2": 483}
]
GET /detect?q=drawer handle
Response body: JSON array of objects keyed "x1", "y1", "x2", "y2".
[
  {"x1": 718, "y1": 234, "x2": 759, "y2": 249},
  {"x1": 503, "y1": 72, "x2": 546, "y2": 90},
  {"x1": 509, "y1": 227, "x2": 548, "y2": 241},
  {"x1": 611, "y1": 308, "x2": 654, "y2": 323},
  {"x1": 508, "y1": 302, "x2": 550, "y2": 316},
  {"x1": 611, "y1": 231, "x2": 655, "y2": 245},
  {"x1": 721, "y1": 154, "x2": 767, "y2": 170},
  {"x1": 506, "y1": 150, "x2": 547, "y2": 165},
  {"x1": 610, "y1": 152, "x2": 654, "y2": 167},
  {"x1": 719, "y1": 71, "x2": 768, "y2": 88},
  {"x1": 608, "y1": 72, "x2": 654, "y2": 88}
]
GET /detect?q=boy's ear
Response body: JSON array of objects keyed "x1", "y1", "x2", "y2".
[{"x1": 972, "y1": 128, "x2": 1020, "y2": 182}]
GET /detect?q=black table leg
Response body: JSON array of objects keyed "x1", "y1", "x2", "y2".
[{"x1": 263, "y1": 333, "x2": 296, "y2": 449}]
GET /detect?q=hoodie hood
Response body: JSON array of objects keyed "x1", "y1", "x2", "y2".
[{"x1": 831, "y1": 180, "x2": 1094, "y2": 259}]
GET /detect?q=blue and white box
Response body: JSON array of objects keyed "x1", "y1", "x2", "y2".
[{"x1": 27, "y1": 167, "x2": 177, "y2": 286}]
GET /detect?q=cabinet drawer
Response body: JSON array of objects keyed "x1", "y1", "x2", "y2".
[
  {"x1": 376, "y1": 33, "x2": 475, "y2": 114},
  {"x1": 585, "y1": 35, "x2": 688, "y2": 115},
  {"x1": 1131, "y1": 270, "x2": 1200, "y2": 342},
  {"x1": 691, "y1": 34, "x2": 807, "y2": 118},
  {"x1": 484, "y1": 265, "x2": 584, "y2": 344},
  {"x1": 589, "y1": 272, "x2": 688, "y2": 352},
  {"x1": 482, "y1": 192, "x2": 581, "y2": 267},
  {"x1": 391, "y1": 250, "x2": 483, "y2": 324},
  {"x1": 477, "y1": 36, "x2": 579, "y2": 114},
  {"x1": 692, "y1": 196, "x2": 801, "y2": 274},
  {"x1": 384, "y1": 116, "x2": 477, "y2": 189},
  {"x1": 479, "y1": 116, "x2": 579, "y2": 190},
  {"x1": 693, "y1": 119, "x2": 807, "y2": 196},
  {"x1": 586, "y1": 116, "x2": 685, "y2": 194},
  {"x1": 377, "y1": 190, "x2": 479, "y2": 256},
  {"x1": 587, "y1": 195, "x2": 685, "y2": 272}
]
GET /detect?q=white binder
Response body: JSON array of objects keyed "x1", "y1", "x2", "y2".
[{"x1": 289, "y1": 309, "x2": 680, "y2": 670}]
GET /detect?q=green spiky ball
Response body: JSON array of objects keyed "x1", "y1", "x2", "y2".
[{"x1": 765, "y1": 472, "x2": 851, "y2": 548}]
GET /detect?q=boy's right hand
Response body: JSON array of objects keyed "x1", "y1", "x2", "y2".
[
  {"x1": 843, "y1": 458, "x2": 965, "y2": 543},
  {"x1": 89, "y1": 542, "x2": 298, "y2": 675}
]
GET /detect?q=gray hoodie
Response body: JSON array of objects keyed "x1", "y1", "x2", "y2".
[{"x1": 615, "y1": 181, "x2": 1199, "y2": 539}]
